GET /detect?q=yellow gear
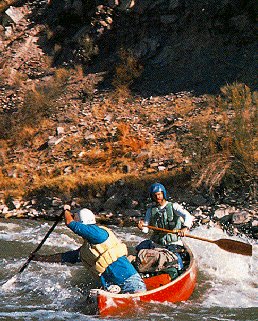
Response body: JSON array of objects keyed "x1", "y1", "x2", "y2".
[{"x1": 80, "y1": 226, "x2": 128, "y2": 275}]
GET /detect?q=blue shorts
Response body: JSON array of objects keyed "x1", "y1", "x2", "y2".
[
  {"x1": 101, "y1": 273, "x2": 146, "y2": 294},
  {"x1": 119, "y1": 273, "x2": 147, "y2": 293}
]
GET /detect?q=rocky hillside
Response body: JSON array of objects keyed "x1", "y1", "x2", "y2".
[
  {"x1": 1, "y1": 0, "x2": 257, "y2": 94},
  {"x1": 0, "y1": 0, "x2": 257, "y2": 237}
]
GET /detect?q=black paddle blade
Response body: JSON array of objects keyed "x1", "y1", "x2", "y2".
[{"x1": 215, "y1": 239, "x2": 252, "y2": 256}]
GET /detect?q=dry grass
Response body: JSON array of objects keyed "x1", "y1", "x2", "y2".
[
  {"x1": 0, "y1": 163, "x2": 30, "y2": 198},
  {"x1": 76, "y1": 121, "x2": 150, "y2": 169},
  {"x1": 80, "y1": 146, "x2": 110, "y2": 166},
  {"x1": 91, "y1": 103, "x2": 107, "y2": 119},
  {"x1": 0, "y1": 156, "x2": 189, "y2": 202},
  {"x1": 0, "y1": 75, "x2": 256, "y2": 201},
  {"x1": 115, "y1": 122, "x2": 148, "y2": 154},
  {"x1": 193, "y1": 155, "x2": 232, "y2": 191},
  {"x1": 1, "y1": 68, "x2": 70, "y2": 144},
  {"x1": 13, "y1": 126, "x2": 38, "y2": 146},
  {"x1": 173, "y1": 97, "x2": 196, "y2": 116},
  {"x1": 191, "y1": 83, "x2": 257, "y2": 194},
  {"x1": 26, "y1": 167, "x2": 189, "y2": 204},
  {"x1": 28, "y1": 170, "x2": 129, "y2": 201},
  {"x1": 112, "y1": 49, "x2": 143, "y2": 99},
  {"x1": 77, "y1": 35, "x2": 99, "y2": 63}
]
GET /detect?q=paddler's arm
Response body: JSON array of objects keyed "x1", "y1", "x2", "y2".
[
  {"x1": 173, "y1": 202, "x2": 194, "y2": 237},
  {"x1": 138, "y1": 208, "x2": 152, "y2": 233},
  {"x1": 64, "y1": 209, "x2": 108, "y2": 243}
]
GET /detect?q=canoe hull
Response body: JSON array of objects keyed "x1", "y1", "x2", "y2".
[{"x1": 97, "y1": 246, "x2": 197, "y2": 317}]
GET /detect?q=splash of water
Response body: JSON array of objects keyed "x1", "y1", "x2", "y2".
[
  {"x1": 1, "y1": 219, "x2": 257, "y2": 314},
  {"x1": 1, "y1": 275, "x2": 18, "y2": 291},
  {"x1": 185, "y1": 225, "x2": 257, "y2": 308}
]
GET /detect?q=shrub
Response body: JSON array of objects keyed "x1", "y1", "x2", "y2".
[
  {"x1": 113, "y1": 122, "x2": 148, "y2": 156},
  {"x1": 76, "y1": 35, "x2": 99, "y2": 64},
  {"x1": 191, "y1": 83, "x2": 257, "y2": 195},
  {"x1": 0, "y1": 65, "x2": 28, "y2": 89},
  {"x1": 16, "y1": 85, "x2": 55, "y2": 131},
  {"x1": 0, "y1": 67, "x2": 69, "y2": 144},
  {"x1": 12, "y1": 68, "x2": 69, "y2": 138},
  {"x1": 54, "y1": 67, "x2": 70, "y2": 84},
  {"x1": 0, "y1": 112, "x2": 14, "y2": 139},
  {"x1": 112, "y1": 49, "x2": 143, "y2": 99}
]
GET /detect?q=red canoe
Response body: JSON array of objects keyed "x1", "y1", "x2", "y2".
[{"x1": 95, "y1": 245, "x2": 197, "y2": 317}]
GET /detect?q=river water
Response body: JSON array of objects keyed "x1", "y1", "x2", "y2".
[{"x1": 0, "y1": 218, "x2": 257, "y2": 321}]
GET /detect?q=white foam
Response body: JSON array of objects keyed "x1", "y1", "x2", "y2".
[
  {"x1": 0, "y1": 221, "x2": 80, "y2": 249},
  {"x1": 1, "y1": 220, "x2": 257, "y2": 311},
  {"x1": 185, "y1": 225, "x2": 257, "y2": 308},
  {"x1": 0, "y1": 222, "x2": 20, "y2": 230}
]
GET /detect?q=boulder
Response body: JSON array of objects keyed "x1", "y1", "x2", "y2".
[{"x1": 232, "y1": 211, "x2": 251, "y2": 224}]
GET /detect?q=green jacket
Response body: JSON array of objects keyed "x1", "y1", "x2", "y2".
[{"x1": 149, "y1": 202, "x2": 182, "y2": 245}]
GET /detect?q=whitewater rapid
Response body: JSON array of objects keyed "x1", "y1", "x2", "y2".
[{"x1": 0, "y1": 219, "x2": 257, "y2": 320}]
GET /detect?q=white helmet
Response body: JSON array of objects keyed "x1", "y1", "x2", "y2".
[{"x1": 74, "y1": 208, "x2": 96, "y2": 225}]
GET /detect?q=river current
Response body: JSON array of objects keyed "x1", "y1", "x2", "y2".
[{"x1": 0, "y1": 218, "x2": 257, "y2": 321}]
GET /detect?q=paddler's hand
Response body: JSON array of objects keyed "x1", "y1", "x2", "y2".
[
  {"x1": 138, "y1": 220, "x2": 149, "y2": 233},
  {"x1": 177, "y1": 227, "x2": 189, "y2": 237},
  {"x1": 138, "y1": 220, "x2": 144, "y2": 230},
  {"x1": 63, "y1": 205, "x2": 74, "y2": 225}
]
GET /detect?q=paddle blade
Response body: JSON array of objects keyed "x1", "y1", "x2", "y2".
[
  {"x1": 215, "y1": 239, "x2": 252, "y2": 256},
  {"x1": 1, "y1": 275, "x2": 18, "y2": 291}
]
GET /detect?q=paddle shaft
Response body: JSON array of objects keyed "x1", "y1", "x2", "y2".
[
  {"x1": 146, "y1": 225, "x2": 252, "y2": 256},
  {"x1": 147, "y1": 225, "x2": 215, "y2": 243},
  {"x1": 18, "y1": 212, "x2": 64, "y2": 274}
]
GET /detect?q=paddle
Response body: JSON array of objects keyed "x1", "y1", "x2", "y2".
[
  {"x1": 1, "y1": 206, "x2": 68, "y2": 289},
  {"x1": 146, "y1": 225, "x2": 252, "y2": 256}
]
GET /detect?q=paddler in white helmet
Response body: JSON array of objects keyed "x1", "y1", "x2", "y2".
[{"x1": 64, "y1": 207, "x2": 146, "y2": 293}]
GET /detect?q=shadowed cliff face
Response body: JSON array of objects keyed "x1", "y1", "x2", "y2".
[
  {"x1": 96, "y1": 0, "x2": 257, "y2": 95},
  {"x1": 2, "y1": 0, "x2": 255, "y2": 95},
  {"x1": 24, "y1": 0, "x2": 256, "y2": 95}
]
